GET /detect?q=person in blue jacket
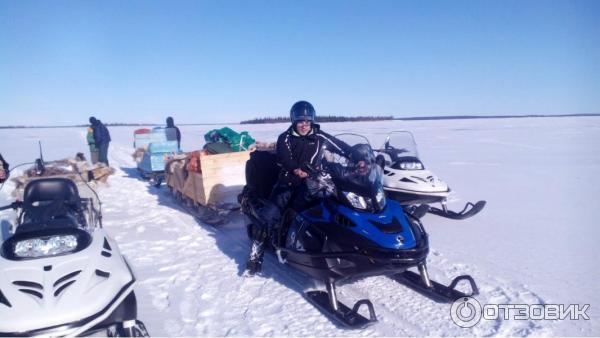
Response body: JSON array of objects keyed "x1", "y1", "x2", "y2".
[{"x1": 89, "y1": 117, "x2": 112, "y2": 166}]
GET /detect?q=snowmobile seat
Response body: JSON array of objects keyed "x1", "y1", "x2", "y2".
[
  {"x1": 21, "y1": 178, "x2": 83, "y2": 223},
  {"x1": 24, "y1": 178, "x2": 81, "y2": 207},
  {"x1": 244, "y1": 150, "x2": 279, "y2": 199}
]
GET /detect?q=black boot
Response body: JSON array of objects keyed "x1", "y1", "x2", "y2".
[{"x1": 245, "y1": 240, "x2": 265, "y2": 276}]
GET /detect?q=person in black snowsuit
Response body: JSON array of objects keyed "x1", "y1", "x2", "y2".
[
  {"x1": 89, "y1": 117, "x2": 112, "y2": 166},
  {"x1": 245, "y1": 100, "x2": 352, "y2": 275},
  {"x1": 165, "y1": 116, "x2": 181, "y2": 149},
  {"x1": 0, "y1": 153, "x2": 9, "y2": 183}
]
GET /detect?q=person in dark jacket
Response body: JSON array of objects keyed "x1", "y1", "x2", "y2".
[
  {"x1": 165, "y1": 116, "x2": 181, "y2": 149},
  {"x1": 245, "y1": 100, "x2": 351, "y2": 275},
  {"x1": 89, "y1": 117, "x2": 111, "y2": 166},
  {"x1": 0, "y1": 153, "x2": 9, "y2": 183}
]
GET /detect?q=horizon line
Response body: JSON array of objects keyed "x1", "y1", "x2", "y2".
[{"x1": 1, "y1": 113, "x2": 599, "y2": 129}]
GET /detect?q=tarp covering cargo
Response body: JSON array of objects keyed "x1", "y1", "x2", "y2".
[{"x1": 204, "y1": 127, "x2": 255, "y2": 152}]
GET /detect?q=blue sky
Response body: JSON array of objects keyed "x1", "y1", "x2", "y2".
[{"x1": 1, "y1": 0, "x2": 599, "y2": 125}]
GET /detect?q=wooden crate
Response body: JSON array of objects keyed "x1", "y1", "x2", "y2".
[{"x1": 166, "y1": 151, "x2": 251, "y2": 206}]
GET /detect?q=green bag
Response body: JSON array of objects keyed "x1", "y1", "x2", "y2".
[
  {"x1": 204, "y1": 127, "x2": 255, "y2": 152},
  {"x1": 204, "y1": 142, "x2": 234, "y2": 154}
]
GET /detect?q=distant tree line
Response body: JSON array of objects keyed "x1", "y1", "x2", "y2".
[
  {"x1": 2, "y1": 113, "x2": 598, "y2": 129},
  {"x1": 241, "y1": 115, "x2": 394, "y2": 124}
]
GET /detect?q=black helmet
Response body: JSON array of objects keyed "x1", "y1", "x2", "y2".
[
  {"x1": 290, "y1": 101, "x2": 316, "y2": 123},
  {"x1": 349, "y1": 143, "x2": 375, "y2": 164}
]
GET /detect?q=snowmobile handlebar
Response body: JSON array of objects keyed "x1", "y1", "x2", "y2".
[
  {"x1": 302, "y1": 163, "x2": 322, "y2": 177},
  {"x1": 0, "y1": 201, "x2": 22, "y2": 212}
]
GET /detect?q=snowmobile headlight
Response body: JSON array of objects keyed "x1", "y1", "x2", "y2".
[
  {"x1": 343, "y1": 191, "x2": 368, "y2": 210},
  {"x1": 375, "y1": 188, "x2": 386, "y2": 208},
  {"x1": 14, "y1": 235, "x2": 79, "y2": 258},
  {"x1": 399, "y1": 161, "x2": 423, "y2": 170}
]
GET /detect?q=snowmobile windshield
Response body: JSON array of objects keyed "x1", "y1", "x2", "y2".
[
  {"x1": 379, "y1": 131, "x2": 419, "y2": 160},
  {"x1": 327, "y1": 159, "x2": 384, "y2": 196},
  {"x1": 325, "y1": 135, "x2": 386, "y2": 212}
]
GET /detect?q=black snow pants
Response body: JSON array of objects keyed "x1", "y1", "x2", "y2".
[{"x1": 251, "y1": 181, "x2": 311, "y2": 247}]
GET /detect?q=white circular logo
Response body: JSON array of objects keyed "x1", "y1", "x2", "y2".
[{"x1": 450, "y1": 297, "x2": 482, "y2": 328}]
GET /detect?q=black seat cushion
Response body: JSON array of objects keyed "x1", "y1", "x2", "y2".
[
  {"x1": 245, "y1": 151, "x2": 279, "y2": 199},
  {"x1": 23, "y1": 178, "x2": 81, "y2": 207},
  {"x1": 22, "y1": 178, "x2": 82, "y2": 223}
]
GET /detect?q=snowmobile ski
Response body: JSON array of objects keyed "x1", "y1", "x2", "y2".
[
  {"x1": 213, "y1": 202, "x2": 241, "y2": 212},
  {"x1": 168, "y1": 186, "x2": 239, "y2": 226},
  {"x1": 151, "y1": 174, "x2": 164, "y2": 188},
  {"x1": 305, "y1": 288, "x2": 377, "y2": 329},
  {"x1": 198, "y1": 203, "x2": 240, "y2": 226},
  {"x1": 392, "y1": 270, "x2": 479, "y2": 303},
  {"x1": 192, "y1": 205, "x2": 228, "y2": 226},
  {"x1": 107, "y1": 320, "x2": 149, "y2": 337},
  {"x1": 427, "y1": 201, "x2": 486, "y2": 220}
]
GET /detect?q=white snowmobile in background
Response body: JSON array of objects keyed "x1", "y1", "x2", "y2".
[
  {"x1": 0, "y1": 176, "x2": 148, "y2": 337},
  {"x1": 375, "y1": 131, "x2": 486, "y2": 220}
]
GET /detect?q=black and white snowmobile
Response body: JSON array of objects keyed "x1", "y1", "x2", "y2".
[
  {"x1": 0, "y1": 177, "x2": 148, "y2": 337},
  {"x1": 239, "y1": 135, "x2": 479, "y2": 329},
  {"x1": 375, "y1": 131, "x2": 486, "y2": 220}
]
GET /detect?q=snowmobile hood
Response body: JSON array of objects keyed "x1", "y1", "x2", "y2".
[
  {"x1": 383, "y1": 166, "x2": 450, "y2": 195},
  {"x1": 0, "y1": 228, "x2": 135, "y2": 336},
  {"x1": 336, "y1": 199, "x2": 418, "y2": 250},
  {"x1": 378, "y1": 151, "x2": 449, "y2": 196},
  {"x1": 299, "y1": 199, "x2": 418, "y2": 251}
]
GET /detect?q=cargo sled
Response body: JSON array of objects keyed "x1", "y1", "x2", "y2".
[{"x1": 165, "y1": 150, "x2": 251, "y2": 225}]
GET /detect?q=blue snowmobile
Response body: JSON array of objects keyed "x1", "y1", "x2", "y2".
[{"x1": 239, "y1": 134, "x2": 479, "y2": 329}]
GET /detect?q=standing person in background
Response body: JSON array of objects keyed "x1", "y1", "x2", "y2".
[
  {"x1": 0, "y1": 153, "x2": 9, "y2": 183},
  {"x1": 165, "y1": 116, "x2": 181, "y2": 150},
  {"x1": 86, "y1": 126, "x2": 99, "y2": 164},
  {"x1": 89, "y1": 117, "x2": 111, "y2": 166}
]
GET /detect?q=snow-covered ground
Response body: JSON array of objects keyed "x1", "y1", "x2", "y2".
[{"x1": 1, "y1": 116, "x2": 599, "y2": 336}]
